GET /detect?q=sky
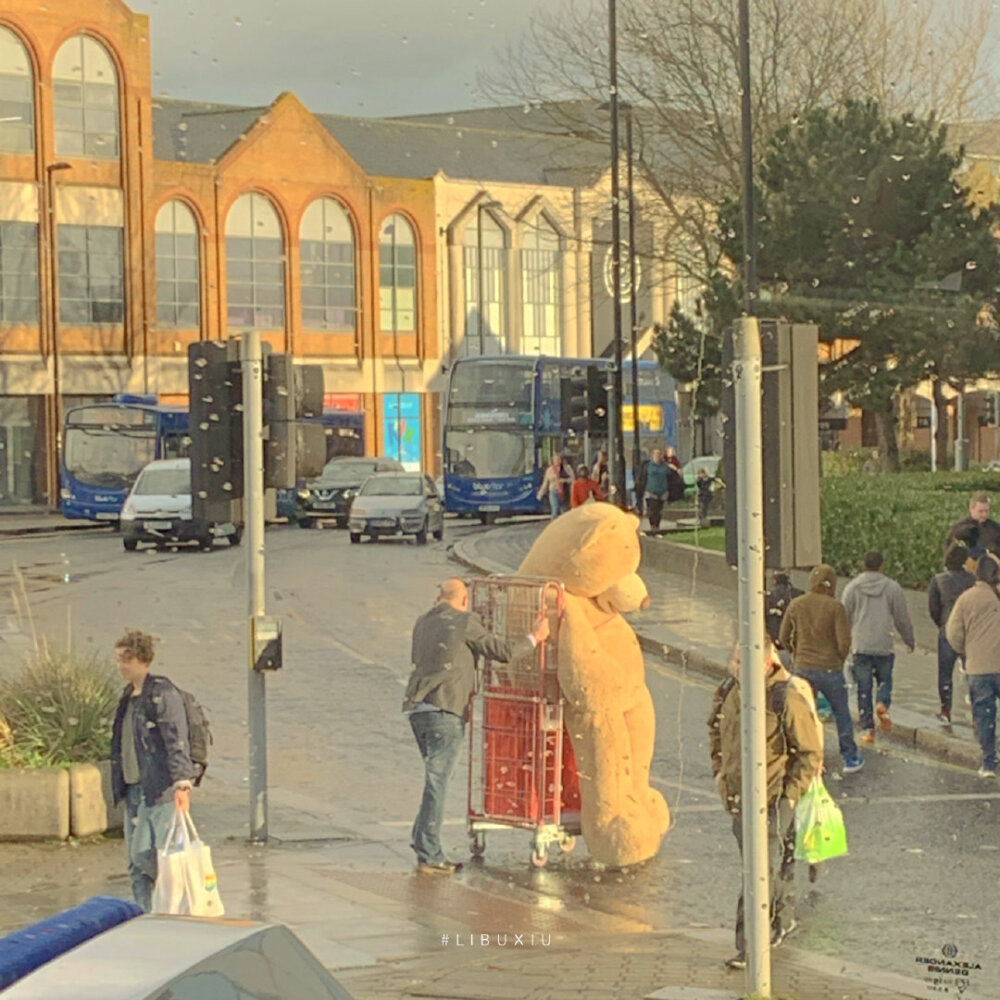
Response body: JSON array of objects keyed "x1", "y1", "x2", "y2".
[{"x1": 126, "y1": 0, "x2": 555, "y2": 117}]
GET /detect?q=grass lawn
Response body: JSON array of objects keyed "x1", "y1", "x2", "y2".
[{"x1": 663, "y1": 525, "x2": 727, "y2": 551}]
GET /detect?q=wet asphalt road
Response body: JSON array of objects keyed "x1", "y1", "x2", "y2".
[{"x1": 1, "y1": 520, "x2": 998, "y2": 994}]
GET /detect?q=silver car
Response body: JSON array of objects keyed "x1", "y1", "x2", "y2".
[{"x1": 347, "y1": 473, "x2": 444, "y2": 545}]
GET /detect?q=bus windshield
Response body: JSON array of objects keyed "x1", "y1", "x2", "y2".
[
  {"x1": 445, "y1": 430, "x2": 532, "y2": 479},
  {"x1": 448, "y1": 361, "x2": 534, "y2": 416},
  {"x1": 64, "y1": 426, "x2": 157, "y2": 489}
]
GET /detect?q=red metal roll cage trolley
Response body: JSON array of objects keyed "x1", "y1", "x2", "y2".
[{"x1": 467, "y1": 575, "x2": 581, "y2": 867}]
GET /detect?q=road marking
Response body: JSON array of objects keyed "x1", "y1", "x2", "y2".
[{"x1": 840, "y1": 791, "x2": 1000, "y2": 806}]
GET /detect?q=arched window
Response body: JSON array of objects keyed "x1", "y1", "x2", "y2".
[
  {"x1": 53, "y1": 35, "x2": 119, "y2": 159},
  {"x1": 379, "y1": 214, "x2": 416, "y2": 333},
  {"x1": 463, "y1": 209, "x2": 506, "y2": 356},
  {"x1": 300, "y1": 198, "x2": 356, "y2": 333},
  {"x1": 226, "y1": 193, "x2": 285, "y2": 331},
  {"x1": 521, "y1": 216, "x2": 561, "y2": 356},
  {"x1": 0, "y1": 27, "x2": 34, "y2": 153},
  {"x1": 155, "y1": 201, "x2": 200, "y2": 329}
]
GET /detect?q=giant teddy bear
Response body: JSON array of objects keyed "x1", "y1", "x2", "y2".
[{"x1": 518, "y1": 503, "x2": 670, "y2": 867}]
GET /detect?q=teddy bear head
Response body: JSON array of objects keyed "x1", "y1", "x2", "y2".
[{"x1": 517, "y1": 504, "x2": 642, "y2": 598}]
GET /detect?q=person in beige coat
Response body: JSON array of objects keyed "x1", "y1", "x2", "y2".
[
  {"x1": 780, "y1": 564, "x2": 864, "y2": 774},
  {"x1": 945, "y1": 553, "x2": 1000, "y2": 778}
]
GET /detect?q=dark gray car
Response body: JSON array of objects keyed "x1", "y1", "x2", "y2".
[{"x1": 296, "y1": 456, "x2": 404, "y2": 528}]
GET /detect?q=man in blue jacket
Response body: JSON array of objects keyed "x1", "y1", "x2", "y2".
[{"x1": 110, "y1": 630, "x2": 197, "y2": 911}]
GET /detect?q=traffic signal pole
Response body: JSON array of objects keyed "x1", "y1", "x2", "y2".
[{"x1": 242, "y1": 329, "x2": 269, "y2": 844}]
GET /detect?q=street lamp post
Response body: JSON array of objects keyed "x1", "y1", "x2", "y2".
[
  {"x1": 624, "y1": 105, "x2": 642, "y2": 501},
  {"x1": 45, "y1": 161, "x2": 72, "y2": 509},
  {"x1": 607, "y1": 0, "x2": 627, "y2": 507}
]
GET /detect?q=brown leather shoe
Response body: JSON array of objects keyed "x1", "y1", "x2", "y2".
[{"x1": 417, "y1": 860, "x2": 463, "y2": 875}]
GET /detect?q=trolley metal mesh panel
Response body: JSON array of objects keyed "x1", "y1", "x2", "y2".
[{"x1": 467, "y1": 576, "x2": 581, "y2": 865}]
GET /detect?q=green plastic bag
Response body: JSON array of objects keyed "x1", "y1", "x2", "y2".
[{"x1": 794, "y1": 776, "x2": 848, "y2": 863}]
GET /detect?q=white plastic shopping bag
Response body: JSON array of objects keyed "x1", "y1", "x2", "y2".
[{"x1": 152, "y1": 807, "x2": 225, "y2": 917}]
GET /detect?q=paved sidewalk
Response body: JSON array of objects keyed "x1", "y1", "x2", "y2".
[{"x1": 450, "y1": 523, "x2": 982, "y2": 773}]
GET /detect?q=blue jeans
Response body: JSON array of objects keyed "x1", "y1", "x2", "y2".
[
  {"x1": 410, "y1": 710, "x2": 465, "y2": 865},
  {"x1": 937, "y1": 634, "x2": 960, "y2": 711},
  {"x1": 796, "y1": 667, "x2": 859, "y2": 761},
  {"x1": 968, "y1": 674, "x2": 1000, "y2": 771},
  {"x1": 547, "y1": 489, "x2": 564, "y2": 519},
  {"x1": 124, "y1": 784, "x2": 176, "y2": 911},
  {"x1": 851, "y1": 653, "x2": 894, "y2": 731}
]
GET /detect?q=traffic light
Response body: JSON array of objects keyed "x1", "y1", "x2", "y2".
[
  {"x1": 263, "y1": 354, "x2": 326, "y2": 488},
  {"x1": 561, "y1": 375, "x2": 588, "y2": 436},
  {"x1": 188, "y1": 340, "x2": 244, "y2": 526},
  {"x1": 587, "y1": 365, "x2": 609, "y2": 435},
  {"x1": 985, "y1": 392, "x2": 999, "y2": 428}
]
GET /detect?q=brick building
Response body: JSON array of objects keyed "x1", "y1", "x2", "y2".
[{"x1": 0, "y1": 0, "x2": 683, "y2": 507}]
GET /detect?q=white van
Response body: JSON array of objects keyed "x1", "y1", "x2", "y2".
[{"x1": 119, "y1": 457, "x2": 242, "y2": 552}]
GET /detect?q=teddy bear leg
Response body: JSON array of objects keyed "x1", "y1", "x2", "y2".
[{"x1": 623, "y1": 692, "x2": 671, "y2": 835}]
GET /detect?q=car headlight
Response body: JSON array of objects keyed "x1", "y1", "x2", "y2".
[
  {"x1": 405, "y1": 507, "x2": 423, "y2": 516},
  {"x1": 120, "y1": 501, "x2": 136, "y2": 520},
  {"x1": 297, "y1": 489, "x2": 310, "y2": 500}
]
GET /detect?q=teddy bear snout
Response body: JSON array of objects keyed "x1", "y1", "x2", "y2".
[{"x1": 640, "y1": 595, "x2": 650, "y2": 611}]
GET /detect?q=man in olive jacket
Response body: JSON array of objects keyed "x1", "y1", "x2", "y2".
[
  {"x1": 780, "y1": 564, "x2": 863, "y2": 774},
  {"x1": 403, "y1": 578, "x2": 549, "y2": 874},
  {"x1": 709, "y1": 637, "x2": 824, "y2": 969}
]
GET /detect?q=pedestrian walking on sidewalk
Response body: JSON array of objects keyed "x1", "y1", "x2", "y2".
[
  {"x1": 643, "y1": 448, "x2": 672, "y2": 532},
  {"x1": 945, "y1": 491, "x2": 1000, "y2": 563},
  {"x1": 537, "y1": 453, "x2": 572, "y2": 520},
  {"x1": 708, "y1": 636, "x2": 824, "y2": 970},
  {"x1": 403, "y1": 579, "x2": 549, "y2": 874},
  {"x1": 928, "y1": 542, "x2": 975, "y2": 724},
  {"x1": 780, "y1": 564, "x2": 864, "y2": 774},
  {"x1": 695, "y1": 467, "x2": 714, "y2": 523},
  {"x1": 766, "y1": 570, "x2": 802, "y2": 666},
  {"x1": 945, "y1": 554, "x2": 1000, "y2": 779},
  {"x1": 109, "y1": 630, "x2": 197, "y2": 911},
  {"x1": 842, "y1": 551, "x2": 915, "y2": 745}
]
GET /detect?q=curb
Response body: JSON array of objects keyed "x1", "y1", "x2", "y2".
[
  {"x1": 0, "y1": 522, "x2": 111, "y2": 537},
  {"x1": 451, "y1": 533, "x2": 983, "y2": 773}
]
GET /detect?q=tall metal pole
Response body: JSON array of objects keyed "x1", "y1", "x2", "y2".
[
  {"x1": 737, "y1": 0, "x2": 770, "y2": 993},
  {"x1": 625, "y1": 107, "x2": 642, "y2": 501},
  {"x1": 608, "y1": 0, "x2": 627, "y2": 507},
  {"x1": 45, "y1": 162, "x2": 71, "y2": 509},
  {"x1": 955, "y1": 386, "x2": 968, "y2": 471},
  {"x1": 242, "y1": 329, "x2": 268, "y2": 844},
  {"x1": 476, "y1": 204, "x2": 485, "y2": 356}
]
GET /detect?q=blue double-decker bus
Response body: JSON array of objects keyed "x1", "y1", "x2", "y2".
[
  {"x1": 60, "y1": 395, "x2": 190, "y2": 521},
  {"x1": 442, "y1": 356, "x2": 676, "y2": 522}
]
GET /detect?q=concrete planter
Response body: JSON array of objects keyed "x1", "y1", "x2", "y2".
[{"x1": 0, "y1": 760, "x2": 122, "y2": 841}]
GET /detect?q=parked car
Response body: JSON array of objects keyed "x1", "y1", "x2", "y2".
[
  {"x1": 119, "y1": 457, "x2": 242, "y2": 552},
  {"x1": 347, "y1": 473, "x2": 444, "y2": 544},
  {"x1": 296, "y1": 456, "x2": 404, "y2": 528},
  {"x1": 681, "y1": 454, "x2": 721, "y2": 488}
]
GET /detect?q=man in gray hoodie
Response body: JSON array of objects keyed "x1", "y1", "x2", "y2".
[{"x1": 842, "y1": 551, "x2": 915, "y2": 743}]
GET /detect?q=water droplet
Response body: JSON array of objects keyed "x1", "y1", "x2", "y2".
[{"x1": 234, "y1": 16, "x2": 243, "y2": 26}]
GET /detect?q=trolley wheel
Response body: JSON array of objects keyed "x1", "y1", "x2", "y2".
[
  {"x1": 530, "y1": 847, "x2": 549, "y2": 868},
  {"x1": 470, "y1": 832, "x2": 486, "y2": 858},
  {"x1": 558, "y1": 835, "x2": 576, "y2": 853}
]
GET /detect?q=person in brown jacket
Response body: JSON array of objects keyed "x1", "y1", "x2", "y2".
[
  {"x1": 780, "y1": 564, "x2": 864, "y2": 774},
  {"x1": 708, "y1": 635, "x2": 824, "y2": 970},
  {"x1": 945, "y1": 553, "x2": 1000, "y2": 778}
]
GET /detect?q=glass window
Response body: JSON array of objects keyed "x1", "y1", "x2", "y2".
[
  {"x1": 0, "y1": 221, "x2": 38, "y2": 324},
  {"x1": 444, "y1": 429, "x2": 532, "y2": 478},
  {"x1": 463, "y1": 211, "x2": 507, "y2": 356},
  {"x1": 521, "y1": 217, "x2": 562, "y2": 357},
  {"x1": 0, "y1": 27, "x2": 35, "y2": 153},
  {"x1": 154, "y1": 201, "x2": 201, "y2": 330},
  {"x1": 379, "y1": 214, "x2": 417, "y2": 335},
  {"x1": 57, "y1": 224, "x2": 124, "y2": 325},
  {"x1": 225, "y1": 193, "x2": 285, "y2": 331},
  {"x1": 52, "y1": 35, "x2": 119, "y2": 160},
  {"x1": 300, "y1": 198, "x2": 356, "y2": 333}
]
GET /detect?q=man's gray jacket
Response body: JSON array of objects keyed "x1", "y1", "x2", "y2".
[
  {"x1": 403, "y1": 603, "x2": 529, "y2": 720},
  {"x1": 842, "y1": 571, "x2": 915, "y2": 655}
]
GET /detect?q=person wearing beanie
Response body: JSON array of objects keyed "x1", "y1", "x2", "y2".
[
  {"x1": 780, "y1": 564, "x2": 864, "y2": 774},
  {"x1": 928, "y1": 542, "x2": 976, "y2": 724}
]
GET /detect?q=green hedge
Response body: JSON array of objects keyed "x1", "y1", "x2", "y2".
[{"x1": 820, "y1": 471, "x2": 1000, "y2": 589}]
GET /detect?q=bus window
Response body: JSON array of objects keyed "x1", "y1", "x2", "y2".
[
  {"x1": 162, "y1": 432, "x2": 190, "y2": 460},
  {"x1": 445, "y1": 429, "x2": 531, "y2": 478},
  {"x1": 64, "y1": 426, "x2": 156, "y2": 489}
]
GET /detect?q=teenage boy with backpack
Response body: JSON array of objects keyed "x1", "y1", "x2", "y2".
[{"x1": 110, "y1": 629, "x2": 200, "y2": 911}]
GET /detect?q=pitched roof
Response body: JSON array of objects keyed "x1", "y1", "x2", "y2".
[{"x1": 152, "y1": 97, "x2": 609, "y2": 185}]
